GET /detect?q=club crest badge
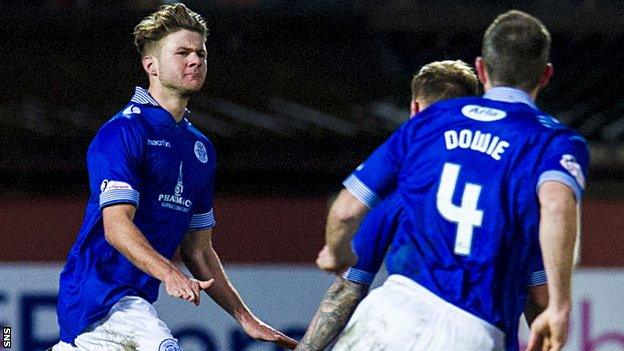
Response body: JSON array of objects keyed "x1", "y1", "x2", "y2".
[{"x1": 194, "y1": 141, "x2": 208, "y2": 163}]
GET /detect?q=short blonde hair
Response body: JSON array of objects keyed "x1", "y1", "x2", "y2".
[
  {"x1": 411, "y1": 60, "x2": 479, "y2": 105},
  {"x1": 133, "y1": 3, "x2": 208, "y2": 56}
]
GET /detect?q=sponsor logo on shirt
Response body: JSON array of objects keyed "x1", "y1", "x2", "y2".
[
  {"x1": 194, "y1": 141, "x2": 208, "y2": 163},
  {"x1": 560, "y1": 154, "x2": 586, "y2": 189},
  {"x1": 158, "y1": 162, "x2": 192, "y2": 212},
  {"x1": 100, "y1": 180, "x2": 133, "y2": 193},
  {"x1": 461, "y1": 105, "x2": 507, "y2": 122},
  {"x1": 147, "y1": 139, "x2": 172, "y2": 148}
]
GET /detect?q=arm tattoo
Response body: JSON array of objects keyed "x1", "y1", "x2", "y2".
[{"x1": 297, "y1": 277, "x2": 369, "y2": 351}]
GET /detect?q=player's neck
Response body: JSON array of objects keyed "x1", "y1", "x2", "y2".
[
  {"x1": 484, "y1": 84, "x2": 539, "y2": 101},
  {"x1": 148, "y1": 85, "x2": 189, "y2": 123}
]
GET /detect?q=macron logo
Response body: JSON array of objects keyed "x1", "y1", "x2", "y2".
[{"x1": 147, "y1": 139, "x2": 172, "y2": 148}]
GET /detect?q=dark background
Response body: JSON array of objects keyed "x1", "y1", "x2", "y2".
[{"x1": 1, "y1": 0, "x2": 623, "y2": 265}]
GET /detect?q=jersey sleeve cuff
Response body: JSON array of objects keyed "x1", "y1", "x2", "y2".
[
  {"x1": 341, "y1": 267, "x2": 375, "y2": 285},
  {"x1": 343, "y1": 174, "x2": 380, "y2": 208},
  {"x1": 528, "y1": 270, "x2": 547, "y2": 286},
  {"x1": 189, "y1": 209, "x2": 216, "y2": 229},
  {"x1": 536, "y1": 170, "x2": 583, "y2": 202},
  {"x1": 99, "y1": 189, "x2": 140, "y2": 209}
]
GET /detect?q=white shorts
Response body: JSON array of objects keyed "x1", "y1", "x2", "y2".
[
  {"x1": 332, "y1": 275, "x2": 506, "y2": 351},
  {"x1": 52, "y1": 296, "x2": 180, "y2": 351}
]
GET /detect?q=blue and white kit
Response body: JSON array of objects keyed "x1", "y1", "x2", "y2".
[
  {"x1": 57, "y1": 87, "x2": 217, "y2": 344},
  {"x1": 342, "y1": 192, "x2": 547, "y2": 288},
  {"x1": 342, "y1": 87, "x2": 589, "y2": 350}
]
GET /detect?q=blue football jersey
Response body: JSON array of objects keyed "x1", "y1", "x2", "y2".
[
  {"x1": 342, "y1": 192, "x2": 546, "y2": 288},
  {"x1": 343, "y1": 87, "x2": 589, "y2": 350},
  {"x1": 341, "y1": 193, "x2": 402, "y2": 285},
  {"x1": 57, "y1": 87, "x2": 217, "y2": 342},
  {"x1": 342, "y1": 187, "x2": 546, "y2": 350}
]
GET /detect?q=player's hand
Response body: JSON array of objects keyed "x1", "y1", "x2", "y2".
[
  {"x1": 526, "y1": 306, "x2": 570, "y2": 351},
  {"x1": 316, "y1": 245, "x2": 357, "y2": 274},
  {"x1": 164, "y1": 271, "x2": 214, "y2": 306},
  {"x1": 239, "y1": 313, "x2": 298, "y2": 349}
]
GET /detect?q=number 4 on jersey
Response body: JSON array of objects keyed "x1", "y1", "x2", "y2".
[{"x1": 436, "y1": 163, "x2": 483, "y2": 256}]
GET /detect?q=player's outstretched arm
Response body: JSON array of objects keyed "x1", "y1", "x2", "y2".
[
  {"x1": 527, "y1": 182, "x2": 577, "y2": 351},
  {"x1": 318, "y1": 189, "x2": 369, "y2": 273},
  {"x1": 102, "y1": 204, "x2": 213, "y2": 305},
  {"x1": 295, "y1": 276, "x2": 368, "y2": 351},
  {"x1": 181, "y1": 229, "x2": 298, "y2": 350}
]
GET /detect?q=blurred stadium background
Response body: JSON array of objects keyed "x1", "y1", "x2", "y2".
[{"x1": 1, "y1": 1, "x2": 623, "y2": 350}]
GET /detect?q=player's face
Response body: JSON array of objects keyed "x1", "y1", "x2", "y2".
[{"x1": 155, "y1": 29, "x2": 207, "y2": 97}]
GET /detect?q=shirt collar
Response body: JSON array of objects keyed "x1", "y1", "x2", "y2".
[
  {"x1": 130, "y1": 86, "x2": 160, "y2": 107},
  {"x1": 129, "y1": 86, "x2": 192, "y2": 125},
  {"x1": 483, "y1": 87, "x2": 537, "y2": 109}
]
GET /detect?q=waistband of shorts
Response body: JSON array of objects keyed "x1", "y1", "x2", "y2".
[{"x1": 385, "y1": 274, "x2": 505, "y2": 341}]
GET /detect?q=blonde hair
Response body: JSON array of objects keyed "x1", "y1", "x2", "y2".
[
  {"x1": 411, "y1": 60, "x2": 479, "y2": 105},
  {"x1": 133, "y1": 3, "x2": 208, "y2": 56}
]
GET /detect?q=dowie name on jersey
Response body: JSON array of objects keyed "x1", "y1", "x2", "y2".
[{"x1": 444, "y1": 129, "x2": 510, "y2": 160}]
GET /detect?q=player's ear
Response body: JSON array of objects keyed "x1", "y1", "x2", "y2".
[
  {"x1": 410, "y1": 98, "x2": 419, "y2": 117},
  {"x1": 539, "y1": 63, "x2": 554, "y2": 89},
  {"x1": 475, "y1": 57, "x2": 488, "y2": 86},
  {"x1": 142, "y1": 55, "x2": 158, "y2": 76}
]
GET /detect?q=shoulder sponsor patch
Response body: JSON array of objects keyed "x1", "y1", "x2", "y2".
[
  {"x1": 159, "y1": 338, "x2": 181, "y2": 351},
  {"x1": 194, "y1": 141, "x2": 208, "y2": 163},
  {"x1": 461, "y1": 105, "x2": 507, "y2": 122},
  {"x1": 560, "y1": 154, "x2": 586, "y2": 189},
  {"x1": 100, "y1": 180, "x2": 133, "y2": 193}
]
